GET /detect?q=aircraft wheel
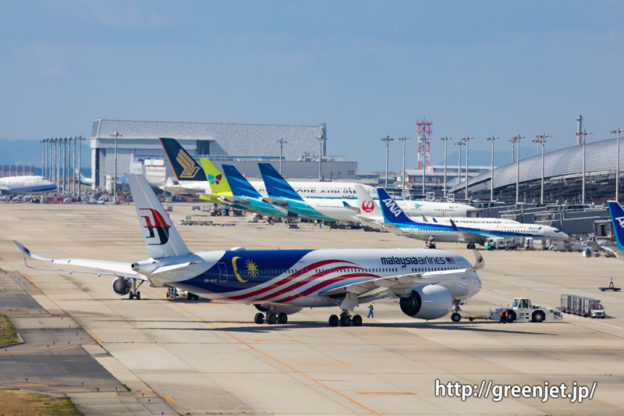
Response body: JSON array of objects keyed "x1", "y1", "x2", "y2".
[
  {"x1": 254, "y1": 313, "x2": 265, "y2": 324},
  {"x1": 466, "y1": 243, "x2": 476, "y2": 249},
  {"x1": 129, "y1": 292, "x2": 134, "y2": 300},
  {"x1": 267, "y1": 313, "x2": 277, "y2": 325},
  {"x1": 277, "y1": 313, "x2": 288, "y2": 324},
  {"x1": 339, "y1": 314, "x2": 352, "y2": 327},
  {"x1": 135, "y1": 291, "x2": 141, "y2": 300},
  {"x1": 351, "y1": 314, "x2": 363, "y2": 327},
  {"x1": 451, "y1": 312, "x2": 461, "y2": 322},
  {"x1": 329, "y1": 315, "x2": 339, "y2": 327}
]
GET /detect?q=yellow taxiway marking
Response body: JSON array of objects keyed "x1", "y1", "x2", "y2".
[
  {"x1": 159, "y1": 393, "x2": 186, "y2": 415},
  {"x1": 174, "y1": 303, "x2": 382, "y2": 416},
  {"x1": 298, "y1": 361, "x2": 351, "y2": 367},
  {"x1": 3, "y1": 342, "x2": 93, "y2": 355},
  {"x1": 358, "y1": 391, "x2": 415, "y2": 396},
  {"x1": 20, "y1": 272, "x2": 42, "y2": 291}
]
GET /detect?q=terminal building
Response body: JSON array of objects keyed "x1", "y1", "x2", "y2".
[{"x1": 89, "y1": 119, "x2": 357, "y2": 189}]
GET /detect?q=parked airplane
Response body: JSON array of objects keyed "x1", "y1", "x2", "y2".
[
  {"x1": 259, "y1": 162, "x2": 358, "y2": 222},
  {"x1": 15, "y1": 174, "x2": 484, "y2": 325},
  {"x1": 0, "y1": 176, "x2": 56, "y2": 194},
  {"x1": 374, "y1": 188, "x2": 568, "y2": 248},
  {"x1": 158, "y1": 138, "x2": 479, "y2": 217},
  {"x1": 607, "y1": 201, "x2": 624, "y2": 251}
]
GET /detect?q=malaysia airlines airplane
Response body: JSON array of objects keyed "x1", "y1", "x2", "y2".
[
  {"x1": 0, "y1": 176, "x2": 56, "y2": 194},
  {"x1": 15, "y1": 174, "x2": 483, "y2": 325},
  {"x1": 372, "y1": 188, "x2": 569, "y2": 247}
]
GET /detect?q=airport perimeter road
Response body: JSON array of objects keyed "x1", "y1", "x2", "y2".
[{"x1": 1, "y1": 203, "x2": 624, "y2": 415}]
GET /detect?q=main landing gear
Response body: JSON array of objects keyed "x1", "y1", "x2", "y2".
[
  {"x1": 466, "y1": 242, "x2": 476, "y2": 249},
  {"x1": 254, "y1": 312, "x2": 288, "y2": 325},
  {"x1": 328, "y1": 311, "x2": 363, "y2": 327},
  {"x1": 450, "y1": 299, "x2": 462, "y2": 322},
  {"x1": 128, "y1": 279, "x2": 144, "y2": 300}
]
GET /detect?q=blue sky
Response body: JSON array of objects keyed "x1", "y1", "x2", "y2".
[{"x1": 1, "y1": 0, "x2": 623, "y2": 170}]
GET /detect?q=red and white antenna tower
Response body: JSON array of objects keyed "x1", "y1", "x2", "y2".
[{"x1": 416, "y1": 117, "x2": 433, "y2": 170}]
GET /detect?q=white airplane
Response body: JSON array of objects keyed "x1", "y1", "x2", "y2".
[
  {"x1": 14, "y1": 174, "x2": 484, "y2": 325},
  {"x1": 366, "y1": 187, "x2": 569, "y2": 248},
  {"x1": 0, "y1": 176, "x2": 56, "y2": 194}
]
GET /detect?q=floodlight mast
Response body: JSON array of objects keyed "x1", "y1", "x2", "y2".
[
  {"x1": 486, "y1": 136, "x2": 499, "y2": 202},
  {"x1": 111, "y1": 131, "x2": 123, "y2": 203},
  {"x1": 611, "y1": 128, "x2": 624, "y2": 203},
  {"x1": 509, "y1": 135, "x2": 523, "y2": 205},
  {"x1": 461, "y1": 136, "x2": 473, "y2": 200},
  {"x1": 398, "y1": 136, "x2": 409, "y2": 194},
  {"x1": 575, "y1": 129, "x2": 591, "y2": 204},
  {"x1": 532, "y1": 133, "x2": 550, "y2": 205},
  {"x1": 440, "y1": 137, "x2": 452, "y2": 199},
  {"x1": 381, "y1": 135, "x2": 394, "y2": 188}
]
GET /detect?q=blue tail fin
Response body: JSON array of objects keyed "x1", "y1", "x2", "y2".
[
  {"x1": 376, "y1": 188, "x2": 417, "y2": 225},
  {"x1": 608, "y1": 201, "x2": 624, "y2": 250},
  {"x1": 222, "y1": 165, "x2": 262, "y2": 198},
  {"x1": 258, "y1": 163, "x2": 304, "y2": 201},
  {"x1": 159, "y1": 138, "x2": 206, "y2": 181}
]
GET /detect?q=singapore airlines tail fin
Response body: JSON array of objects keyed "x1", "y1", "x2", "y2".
[
  {"x1": 608, "y1": 201, "x2": 624, "y2": 250},
  {"x1": 258, "y1": 163, "x2": 305, "y2": 201},
  {"x1": 159, "y1": 138, "x2": 206, "y2": 182},
  {"x1": 128, "y1": 174, "x2": 191, "y2": 259},
  {"x1": 199, "y1": 158, "x2": 232, "y2": 195}
]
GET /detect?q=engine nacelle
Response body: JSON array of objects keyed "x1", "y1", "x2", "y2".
[
  {"x1": 112, "y1": 277, "x2": 130, "y2": 295},
  {"x1": 254, "y1": 304, "x2": 302, "y2": 315},
  {"x1": 399, "y1": 285, "x2": 453, "y2": 320}
]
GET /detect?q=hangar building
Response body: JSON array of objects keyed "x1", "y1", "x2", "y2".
[{"x1": 90, "y1": 119, "x2": 357, "y2": 189}]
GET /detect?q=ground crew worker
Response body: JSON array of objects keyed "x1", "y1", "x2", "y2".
[{"x1": 367, "y1": 304, "x2": 374, "y2": 318}]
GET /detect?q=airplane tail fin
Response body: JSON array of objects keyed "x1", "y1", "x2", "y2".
[
  {"x1": 128, "y1": 174, "x2": 191, "y2": 259},
  {"x1": 221, "y1": 165, "x2": 262, "y2": 198},
  {"x1": 258, "y1": 163, "x2": 304, "y2": 201},
  {"x1": 159, "y1": 138, "x2": 206, "y2": 181},
  {"x1": 376, "y1": 188, "x2": 417, "y2": 225},
  {"x1": 199, "y1": 158, "x2": 232, "y2": 195},
  {"x1": 355, "y1": 184, "x2": 381, "y2": 218},
  {"x1": 608, "y1": 201, "x2": 624, "y2": 250}
]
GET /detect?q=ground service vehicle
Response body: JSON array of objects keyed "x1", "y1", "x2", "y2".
[
  {"x1": 489, "y1": 298, "x2": 562, "y2": 322},
  {"x1": 560, "y1": 294, "x2": 606, "y2": 318}
]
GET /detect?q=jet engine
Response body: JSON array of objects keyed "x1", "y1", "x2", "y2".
[
  {"x1": 399, "y1": 285, "x2": 452, "y2": 320},
  {"x1": 254, "y1": 304, "x2": 302, "y2": 315},
  {"x1": 112, "y1": 277, "x2": 131, "y2": 295}
]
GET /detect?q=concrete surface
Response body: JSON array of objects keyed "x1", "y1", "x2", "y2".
[{"x1": 1, "y1": 202, "x2": 623, "y2": 415}]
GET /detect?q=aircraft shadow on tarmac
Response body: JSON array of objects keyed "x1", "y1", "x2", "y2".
[{"x1": 140, "y1": 320, "x2": 557, "y2": 336}]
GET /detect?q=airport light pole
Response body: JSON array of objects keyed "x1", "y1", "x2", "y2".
[
  {"x1": 611, "y1": 128, "x2": 623, "y2": 203},
  {"x1": 111, "y1": 131, "x2": 122, "y2": 203},
  {"x1": 456, "y1": 140, "x2": 465, "y2": 191},
  {"x1": 63, "y1": 137, "x2": 68, "y2": 195},
  {"x1": 532, "y1": 133, "x2": 550, "y2": 205},
  {"x1": 440, "y1": 136, "x2": 452, "y2": 199},
  {"x1": 398, "y1": 136, "x2": 408, "y2": 195},
  {"x1": 509, "y1": 135, "x2": 523, "y2": 205},
  {"x1": 462, "y1": 136, "x2": 473, "y2": 200},
  {"x1": 317, "y1": 135, "x2": 327, "y2": 181},
  {"x1": 486, "y1": 136, "x2": 499, "y2": 202},
  {"x1": 41, "y1": 139, "x2": 45, "y2": 178},
  {"x1": 277, "y1": 138, "x2": 287, "y2": 175},
  {"x1": 381, "y1": 135, "x2": 394, "y2": 188},
  {"x1": 575, "y1": 129, "x2": 591, "y2": 204},
  {"x1": 72, "y1": 136, "x2": 77, "y2": 197},
  {"x1": 77, "y1": 136, "x2": 83, "y2": 199}
]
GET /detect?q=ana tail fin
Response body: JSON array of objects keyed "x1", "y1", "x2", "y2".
[
  {"x1": 608, "y1": 201, "x2": 624, "y2": 250},
  {"x1": 376, "y1": 188, "x2": 417, "y2": 225},
  {"x1": 128, "y1": 174, "x2": 191, "y2": 259},
  {"x1": 159, "y1": 138, "x2": 206, "y2": 181}
]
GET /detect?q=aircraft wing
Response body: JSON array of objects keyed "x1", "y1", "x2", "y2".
[
  {"x1": 320, "y1": 250, "x2": 484, "y2": 297},
  {"x1": 448, "y1": 219, "x2": 487, "y2": 244},
  {"x1": 14, "y1": 240, "x2": 146, "y2": 280}
]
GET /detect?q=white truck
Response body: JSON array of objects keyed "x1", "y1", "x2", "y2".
[{"x1": 489, "y1": 298, "x2": 563, "y2": 323}]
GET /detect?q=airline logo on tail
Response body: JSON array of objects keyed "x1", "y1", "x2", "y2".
[
  {"x1": 139, "y1": 208, "x2": 171, "y2": 245},
  {"x1": 176, "y1": 150, "x2": 200, "y2": 178},
  {"x1": 382, "y1": 198, "x2": 403, "y2": 218},
  {"x1": 208, "y1": 174, "x2": 222, "y2": 185},
  {"x1": 615, "y1": 216, "x2": 624, "y2": 228},
  {"x1": 361, "y1": 200, "x2": 375, "y2": 213}
]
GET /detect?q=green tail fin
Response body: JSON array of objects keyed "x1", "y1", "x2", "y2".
[{"x1": 199, "y1": 158, "x2": 232, "y2": 196}]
